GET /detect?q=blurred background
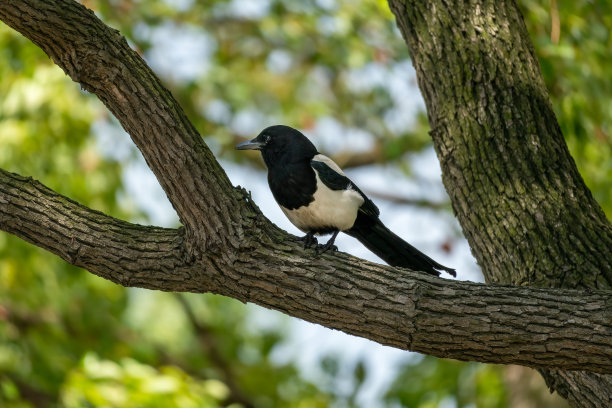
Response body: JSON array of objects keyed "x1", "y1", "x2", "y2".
[{"x1": 0, "y1": 0, "x2": 609, "y2": 406}]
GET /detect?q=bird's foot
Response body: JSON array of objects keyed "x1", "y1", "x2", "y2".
[
  {"x1": 294, "y1": 232, "x2": 318, "y2": 249},
  {"x1": 315, "y1": 230, "x2": 339, "y2": 255},
  {"x1": 315, "y1": 242, "x2": 338, "y2": 255}
]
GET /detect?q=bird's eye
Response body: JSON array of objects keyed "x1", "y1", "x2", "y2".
[{"x1": 264, "y1": 134, "x2": 271, "y2": 144}]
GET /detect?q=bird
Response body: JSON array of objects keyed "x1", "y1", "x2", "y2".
[{"x1": 236, "y1": 125, "x2": 456, "y2": 277}]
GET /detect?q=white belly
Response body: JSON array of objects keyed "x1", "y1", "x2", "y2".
[{"x1": 281, "y1": 171, "x2": 364, "y2": 233}]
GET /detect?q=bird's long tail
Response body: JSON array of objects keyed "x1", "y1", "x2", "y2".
[{"x1": 346, "y1": 213, "x2": 456, "y2": 277}]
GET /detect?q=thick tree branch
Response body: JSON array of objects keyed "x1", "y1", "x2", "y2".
[
  {"x1": 1, "y1": 168, "x2": 611, "y2": 373},
  {"x1": 0, "y1": 0, "x2": 611, "y2": 381},
  {"x1": 0, "y1": 168, "x2": 186, "y2": 287}
]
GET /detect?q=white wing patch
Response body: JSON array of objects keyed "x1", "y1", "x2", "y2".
[
  {"x1": 313, "y1": 154, "x2": 345, "y2": 175},
  {"x1": 281, "y1": 166, "x2": 364, "y2": 233}
]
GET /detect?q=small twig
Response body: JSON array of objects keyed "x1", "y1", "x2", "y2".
[
  {"x1": 550, "y1": 0, "x2": 560, "y2": 44},
  {"x1": 363, "y1": 189, "x2": 450, "y2": 210}
]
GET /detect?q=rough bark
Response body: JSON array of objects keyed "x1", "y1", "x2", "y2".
[
  {"x1": 387, "y1": 0, "x2": 612, "y2": 406},
  {"x1": 0, "y1": 0, "x2": 611, "y2": 398}
]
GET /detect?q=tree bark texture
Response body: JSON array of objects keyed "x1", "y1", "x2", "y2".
[
  {"x1": 387, "y1": 0, "x2": 612, "y2": 406},
  {"x1": 0, "y1": 0, "x2": 611, "y2": 401}
]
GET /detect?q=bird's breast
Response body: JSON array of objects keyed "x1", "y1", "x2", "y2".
[{"x1": 280, "y1": 171, "x2": 364, "y2": 233}]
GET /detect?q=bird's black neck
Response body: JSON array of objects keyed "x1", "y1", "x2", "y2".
[{"x1": 266, "y1": 158, "x2": 317, "y2": 210}]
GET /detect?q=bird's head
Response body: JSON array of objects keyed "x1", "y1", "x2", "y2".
[{"x1": 235, "y1": 125, "x2": 317, "y2": 168}]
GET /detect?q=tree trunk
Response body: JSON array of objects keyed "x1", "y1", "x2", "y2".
[{"x1": 388, "y1": 0, "x2": 612, "y2": 406}]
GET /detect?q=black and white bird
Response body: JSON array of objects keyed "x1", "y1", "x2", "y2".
[{"x1": 236, "y1": 125, "x2": 456, "y2": 277}]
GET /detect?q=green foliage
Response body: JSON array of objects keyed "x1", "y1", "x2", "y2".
[
  {"x1": 384, "y1": 356, "x2": 507, "y2": 408},
  {"x1": 61, "y1": 354, "x2": 229, "y2": 408}
]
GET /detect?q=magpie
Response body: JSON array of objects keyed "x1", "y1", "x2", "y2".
[{"x1": 236, "y1": 125, "x2": 456, "y2": 277}]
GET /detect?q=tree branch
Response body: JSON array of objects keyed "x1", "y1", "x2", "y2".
[
  {"x1": 1, "y1": 168, "x2": 611, "y2": 373},
  {"x1": 362, "y1": 190, "x2": 450, "y2": 210},
  {"x1": 0, "y1": 0, "x2": 611, "y2": 378},
  {"x1": 0, "y1": 168, "x2": 186, "y2": 288}
]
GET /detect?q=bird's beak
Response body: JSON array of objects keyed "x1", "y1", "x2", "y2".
[{"x1": 235, "y1": 138, "x2": 264, "y2": 151}]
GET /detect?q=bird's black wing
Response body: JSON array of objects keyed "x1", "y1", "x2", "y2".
[
  {"x1": 310, "y1": 159, "x2": 380, "y2": 218},
  {"x1": 311, "y1": 157, "x2": 455, "y2": 276}
]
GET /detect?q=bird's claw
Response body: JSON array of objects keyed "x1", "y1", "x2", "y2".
[
  {"x1": 315, "y1": 243, "x2": 338, "y2": 255},
  {"x1": 294, "y1": 231, "x2": 338, "y2": 254},
  {"x1": 294, "y1": 233, "x2": 318, "y2": 249}
]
